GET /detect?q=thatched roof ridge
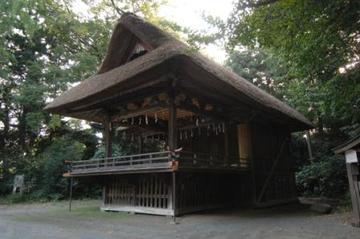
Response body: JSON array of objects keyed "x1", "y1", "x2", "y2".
[
  {"x1": 119, "y1": 13, "x2": 182, "y2": 48},
  {"x1": 45, "y1": 13, "x2": 313, "y2": 130},
  {"x1": 45, "y1": 42, "x2": 187, "y2": 112}
]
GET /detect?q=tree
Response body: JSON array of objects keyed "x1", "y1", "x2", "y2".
[
  {"x1": 0, "y1": 0, "x2": 172, "y2": 197},
  {"x1": 226, "y1": 48, "x2": 289, "y2": 99},
  {"x1": 226, "y1": 0, "x2": 360, "y2": 133},
  {"x1": 224, "y1": 0, "x2": 360, "y2": 198}
]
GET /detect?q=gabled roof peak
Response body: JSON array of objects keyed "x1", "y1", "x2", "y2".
[{"x1": 45, "y1": 13, "x2": 313, "y2": 131}]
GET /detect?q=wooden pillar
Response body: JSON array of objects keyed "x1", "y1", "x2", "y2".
[
  {"x1": 168, "y1": 93, "x2": 177, "y2": 151},
  {"x1": 344, "y1": 149, "x2": 360, "y2": 227},
  {"x1": 104, "y1": 114, "x2": 112, "y2": 158},
  {"x1": 224, "y1": 123, "x2": 229, "y2": 164},
  {"x1": 69, "y1": 177, "x2": 73, "y2": 212},
  {"x1": 305, "y1": 131, "x2": 313, "y2": 162},
  {"x1": 346, "y1": 163, "x2": 360, "y2": 226},
  {"x1": 168, "y1": 91, "x2": 178, "y2": 221},
  {"x1": 172, "y1": 171, "x2": 177, "y2": 219}
]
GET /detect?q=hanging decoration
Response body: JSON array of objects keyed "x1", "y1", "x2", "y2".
[{"x1": 145, "y1": 113, "x2": 149, "y2": 125}]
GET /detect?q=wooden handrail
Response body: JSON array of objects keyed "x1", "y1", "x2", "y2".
[{"x1": 66, "y1": 150, "x2": 250, "y2": 174}]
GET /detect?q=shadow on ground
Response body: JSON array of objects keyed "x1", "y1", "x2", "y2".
[{"x1": 0, "y1": 200, "x2": 358, "y2": 239}]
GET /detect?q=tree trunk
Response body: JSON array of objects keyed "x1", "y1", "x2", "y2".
[{"x1": 18, "y1": 107, "x2": 28, "y2": 151}]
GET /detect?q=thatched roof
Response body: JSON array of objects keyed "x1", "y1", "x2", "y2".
[{"x1": 44, "y1": 13, "x2": 313, "y2": 131}]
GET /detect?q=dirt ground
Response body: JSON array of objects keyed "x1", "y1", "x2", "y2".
[{"x1": 0, "y1": 200, "x2": 359, "y2": 239}]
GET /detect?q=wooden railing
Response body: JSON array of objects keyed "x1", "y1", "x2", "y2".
[
  {"x1": 69, "y1": 151, "x2": 172, "y2": 173},
  {"x1": 178, "y1": 151, "x2": 250, "y2": 169},
  {"x1": 66, "y1": 150, "x2": 249, "y2": 175}
]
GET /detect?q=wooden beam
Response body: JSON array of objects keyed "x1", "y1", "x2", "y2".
[
  {"x1": 67, "y1": 76, "x2": 170, "y2": 113},
  {"x1": 111, "y1": 104, "x2": 166, "y2": 122},
  {"x1": 178, "y1": 102, "x2": 227, "y2": 122}
]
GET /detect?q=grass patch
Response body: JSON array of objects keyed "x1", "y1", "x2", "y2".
[
  {"x1": 59, "y1": 206, "x2": 129, "y2": 219},
  {"x1": 0, "y1": 194, "x2": 42, "y2": 204},
  {"x1": 12, "y1": 200, "x2": 130, "y2": 222}
]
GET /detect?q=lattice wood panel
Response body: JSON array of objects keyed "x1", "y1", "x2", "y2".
[
  {"x1": 104, "y1": 174, "x2": 171, "y2": 210},
  {"x1": 137, "y1": 175, "x2": 169, "y2": 209}
]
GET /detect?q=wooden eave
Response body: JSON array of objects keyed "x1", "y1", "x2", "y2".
[{"x1": 334, "y1": 135, "x2": 360, "y2": 154}]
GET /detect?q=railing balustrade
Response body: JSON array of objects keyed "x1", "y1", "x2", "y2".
[{"x1": 66, "y1": 150, "x2": 249, "y2": 174}]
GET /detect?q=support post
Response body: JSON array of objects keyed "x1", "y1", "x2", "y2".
[
  {"x1": 172, "y1": 172, "x2": 177, "y2": 222},
  {"x1": 224, "y1": 123, "x2": 229, "y2": 165},
  {"x1": 69, "y1": 177, "x2": 73, "y2": 212},
  {"x1": 168, "y1": 92, "x2": 177, "y2": 152},
  {"x1": 305, "y1": 131, "x2": 313, "y2": 162},
  {"x1": 168, "y1": 91, "x2": 178, "y2": 223},
  {"x1": 104, "y1": 114, "x2": 112, "y2": 158},
  {"x1": 346, "y1": 162, "x2": 360, "y2": 227}
]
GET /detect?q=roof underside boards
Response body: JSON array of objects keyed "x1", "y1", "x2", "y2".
[{"x1": 44, "y1": 13, "x2": 313, "y2": 132}]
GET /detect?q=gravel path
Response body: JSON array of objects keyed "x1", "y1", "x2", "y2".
[{"x1": 0, "y1": 200, "x2": 358, "y2": 239}]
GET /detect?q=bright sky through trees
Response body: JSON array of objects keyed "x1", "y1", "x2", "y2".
[{"x1": 72, "y1": 0, "x2": 234, "y2": 63}]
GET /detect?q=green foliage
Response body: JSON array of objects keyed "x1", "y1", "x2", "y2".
[
  {"x1": 35, "y1": 137, "x2": 85, "y2": 199},
  {"x1": 0, "y1": 0, "x2": 181, "y2": 201},
  {"x1": 223, "y1": 0, "x2": 359, "y2": 198},
  {"x1": 295, "y1": 132, "x2": 348, "y2": 198},
  {"x1": 296, "y1": 155, "x2": 347, "y2": 198},
  {"x1": 226, "y1": 0, "x2": 360, "y2": 130},
  {"x1": 92, "y1": 144, "x2": 132, "y2": 159},
  {"x1": 226, "y1": 48, "x2": 288, "y2": 98}
]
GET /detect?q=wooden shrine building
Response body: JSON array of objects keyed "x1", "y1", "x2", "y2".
[{"x1": 44, "y1": 13, "x2": 313, "y2": 216}]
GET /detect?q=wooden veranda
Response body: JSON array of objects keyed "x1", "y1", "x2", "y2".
[{"x1": 65, "y1": 151, "x2": 249, "y2": 177}]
